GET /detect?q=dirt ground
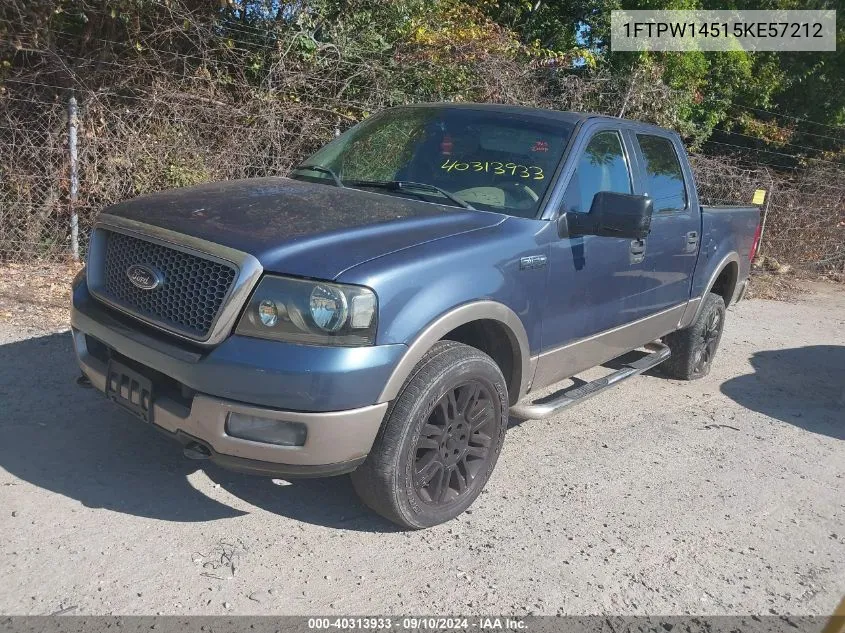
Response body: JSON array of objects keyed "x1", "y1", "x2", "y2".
[{"x1": 0, "y1": 281, "x2": 843, "y2": 616}]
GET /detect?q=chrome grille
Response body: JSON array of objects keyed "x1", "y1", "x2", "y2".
[{"x1": 97, "y1": 230, "x2": 238, "y2": 339}]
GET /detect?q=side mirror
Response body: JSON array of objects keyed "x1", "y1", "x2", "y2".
[{"x1": 561, "y1": 191, "x2": 653, "y2": 240}]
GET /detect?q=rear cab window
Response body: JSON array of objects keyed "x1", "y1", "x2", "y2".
[{"x1": 635, "y1": 134, "x2": 688, "y2": 213}]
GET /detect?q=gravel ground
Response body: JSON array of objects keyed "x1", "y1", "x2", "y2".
[{"x1": 1, "y1": 285, "x2": 843, "y2": 616}]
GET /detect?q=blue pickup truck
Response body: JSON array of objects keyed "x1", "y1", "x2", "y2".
[{"x1": 71, "y1": 103, "x2": 761, "y2": 528}]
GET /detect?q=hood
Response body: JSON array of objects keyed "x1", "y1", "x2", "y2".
[{"x1": 103, "y1": 177, "x2": 504, "y2": 279}]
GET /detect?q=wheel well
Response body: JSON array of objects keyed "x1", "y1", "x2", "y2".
[
  {"x1": 441, "y1": 319, "x2": 521, "y2": 405},
  {"x1": 710, "y1": 262, "x2": 738, "y2": 306}
]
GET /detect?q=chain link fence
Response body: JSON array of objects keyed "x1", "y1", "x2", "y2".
[
  {"x1": 0, "y1": 84, "x2": 350, "y2": 261},
  {"x1": 692, "y1": 155, "x2": 845, "y2": 272},
  {"x1": 3, "y1": 87, "x2": 843, "y2": 273},
  {"x1": 1, "y1": 1, "x2": 842, "y2": 273}
]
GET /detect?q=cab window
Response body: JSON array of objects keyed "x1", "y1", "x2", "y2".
[
  {"x1": 562, "y1": 130, "x2": 632, "y2": 214},
  {"x1": 635, "y1": 134, "x2": 687, "y2": 213}
]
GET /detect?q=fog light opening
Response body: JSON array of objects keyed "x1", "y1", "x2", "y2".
[{"x1": 225, "y1": 413, "x2": 307, "y2": 447}]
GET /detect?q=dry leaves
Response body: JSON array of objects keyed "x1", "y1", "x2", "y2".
[
  {"x1": 0, "y1": 261, "x2": 84, "y2": 332},
  {"x1": 746, "y1": 270, "x2": 808, "y2": 302}
]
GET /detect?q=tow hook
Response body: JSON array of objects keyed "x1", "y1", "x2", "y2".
[
  {"x1": 183, "y1": 442, "x2": 212, "y2": 461},
  {"x1": 75, "y1": 374, "x2": 92, "y2": 388}
]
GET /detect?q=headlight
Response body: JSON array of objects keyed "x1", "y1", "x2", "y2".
[
  {"x1": 309, "y1": 285, "x2": 348, "y2": 332},
  {"x1": 257, "y1": 299, "x2": 279, "y2": 327},
  {"x1": 236, "y1": 275, "x2": 377, "y2": 346}
]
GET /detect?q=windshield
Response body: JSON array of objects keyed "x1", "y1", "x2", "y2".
[{"x1": 294, "y1": 106, "x2": 574, "y2": 218}]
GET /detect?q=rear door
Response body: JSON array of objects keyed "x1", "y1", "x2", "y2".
[{"x1": 626, "y1": 130, "x2": 700, "y2": 313}]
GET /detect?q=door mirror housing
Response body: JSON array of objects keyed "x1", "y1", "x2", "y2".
[{"x1": 560, "y1": 191, "x2": 653, "y2": 240}]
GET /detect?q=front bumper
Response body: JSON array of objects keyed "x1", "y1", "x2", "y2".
[
  {"x1": 71, "y1": 280, "x2": 397, "y2": 476},
  {"x1": 74, "y1": 329, "x2": 387, "y2": 476}
]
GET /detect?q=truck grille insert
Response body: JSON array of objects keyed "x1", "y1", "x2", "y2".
[{"x1": 98, "y1": 230, "x2": 238, "y2": 339}]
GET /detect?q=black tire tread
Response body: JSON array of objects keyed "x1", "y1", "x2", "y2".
[
  {"x1": 661, "y1": 292, "x2": 726, "y2": 381},
  {"x1": 350, "y1": 341, "x2": 507, "y2": 528}
]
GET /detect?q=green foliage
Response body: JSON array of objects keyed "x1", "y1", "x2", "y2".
[
  {"x1": 3, "y1": 0, "x2": 843, "y2": 170},
  {"x1": 475, "y1": 0, "x2": 844, "y2": 161},
  {"x1": 3, "y1": 0, "x2": 843, "y2": 265}
]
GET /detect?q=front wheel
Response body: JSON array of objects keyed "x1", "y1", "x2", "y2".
[
  {"x1": 661, "y1": 292, "x2": 727, "y2": 380},
  {"x1": 350, "y1": 341, "x2": 509, "y2": 529}
]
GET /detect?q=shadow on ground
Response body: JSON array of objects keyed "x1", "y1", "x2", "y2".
[
  {"x1": 11, "y1": 331, "x2": 836, "y2": 529},
  {"x1": 720, "y1": 345, "x2": 845, "y2": 440},
  {"x1": 0, "y1": 332, "x2": 394, "y2": 531}
]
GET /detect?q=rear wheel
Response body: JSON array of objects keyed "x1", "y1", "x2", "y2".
[
  {"x1": 350, "y1": 341, "x2": 508, "y2": 529},
  {"x1": 661, "y1": 292, "x2": 726, "y2": 380}
]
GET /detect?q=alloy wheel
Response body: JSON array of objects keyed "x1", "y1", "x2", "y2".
[
  {"x1": 693, "y1": 306, "x2": 723, "y2": 374},
  {"x1": 412, "y1": 380, "x2": 496, "y2": 506}
]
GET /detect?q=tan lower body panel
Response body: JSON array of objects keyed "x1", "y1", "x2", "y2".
[{"x1": 530, "y1": 303, "x2": 687, "y2": 392}]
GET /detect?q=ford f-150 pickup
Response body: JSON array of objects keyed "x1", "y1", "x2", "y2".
[{"x1": 71, "y1": 103, "x2": 761, "y2": 528}]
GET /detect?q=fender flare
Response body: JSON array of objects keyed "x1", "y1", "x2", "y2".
[
  {"x1": 680, "y1": 252, "x2": 740, "y2": 329},
  {"x1": 377, "y1": 300, "x2": 531, "y2": 403}
]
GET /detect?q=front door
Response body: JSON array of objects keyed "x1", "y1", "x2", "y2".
[{"x1": 535, "y1": 126, "x2": 651, "y2": 388}]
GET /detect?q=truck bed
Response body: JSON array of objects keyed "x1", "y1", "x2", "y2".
[{"x1": 690, "y1": 204, "x2": 761, "y2": 301}]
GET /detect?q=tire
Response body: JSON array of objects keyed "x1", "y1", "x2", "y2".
[
  {"x1": 661, "y1": 292, "x2": 727, "y2": 380},
  {"x1": 350, "y1": 341, "x2": 509, "y2": 529}
]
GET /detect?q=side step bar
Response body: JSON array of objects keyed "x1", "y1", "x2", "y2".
[{"x1": 511, "y1": 341, "x2": 671, "y2": 420}]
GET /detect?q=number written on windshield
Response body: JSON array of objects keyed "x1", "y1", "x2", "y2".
[{"x1": 440, "y1": 159, "x2": 544, "y2": 180}]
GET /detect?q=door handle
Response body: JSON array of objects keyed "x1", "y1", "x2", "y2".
[
  {"x1": 630, "y1": 239, "x2": 646, "y2": 264},
  {"x1": 685, "y1": 231, "x2": 699, "y2": 253}
]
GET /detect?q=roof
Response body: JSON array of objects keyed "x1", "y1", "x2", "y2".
[
  {"x1": 398, "y1": 102, "x2": 669, "y2": 133},
  {"x1": 401, "y1": 101, "x2": 588, "y2": 125}
]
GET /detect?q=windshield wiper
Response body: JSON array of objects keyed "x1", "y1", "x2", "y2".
[
  {"x1": 291, "y1": 163, "x2": 345, "y2": 188},
  {"x1": 348, "y1": 180, "x2": 475, "y2": 210}
]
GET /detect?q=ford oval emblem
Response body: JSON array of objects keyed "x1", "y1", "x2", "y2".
[{"x1": 126, "y1": 264, "x2": 163, "y2": 290}]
